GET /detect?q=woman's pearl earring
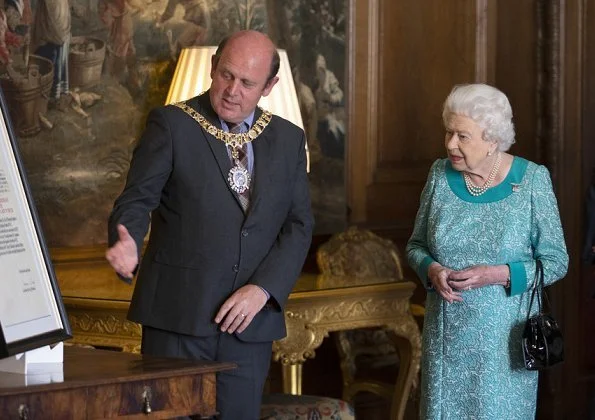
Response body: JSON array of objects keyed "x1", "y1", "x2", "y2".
[{"x1": 487, "y1": 150, "x2": 493, "y2": 156}]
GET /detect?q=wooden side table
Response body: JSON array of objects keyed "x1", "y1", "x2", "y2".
[{"x1": 0, "y1": 346, "x2": 235, "y2": 419}]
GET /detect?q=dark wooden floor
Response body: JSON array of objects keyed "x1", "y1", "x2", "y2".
[{"x1": 351, "y1": 392, "x2": 419, "y2": 420}]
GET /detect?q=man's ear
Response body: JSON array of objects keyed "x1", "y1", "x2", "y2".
[
  {"x1": 261, "y1": 76, "x2": 279, "y2": 97},
  {"x1": 210, "y1": 55, "x2": 218, "y2": 78}
]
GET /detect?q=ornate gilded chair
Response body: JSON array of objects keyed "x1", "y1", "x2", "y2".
[{"x1": 316, "y1": 226, "x2": 423, "y2": 418}]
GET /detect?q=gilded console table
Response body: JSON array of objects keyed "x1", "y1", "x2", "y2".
[
  {"x1": 272, "y1": 274, "x2": 421, "y2": 420},
  {"x1": 55, "y1": 250, "x2": 420, "y2": 420}
]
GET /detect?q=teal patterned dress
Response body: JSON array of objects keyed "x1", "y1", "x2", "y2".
[{"x1": 406, "y1": 157, "x2": 568, "y2": 420}]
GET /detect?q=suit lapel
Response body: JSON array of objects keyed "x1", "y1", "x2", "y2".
[
  {"x1": 185, "y1": 94, "x2": 241, "y2": 206},
  {"x1": 184, "y1": 94, "x2": 274, "y2": 215},
  {"x1": 247, "y1": 125, "x2": 274, "y2": 217}
]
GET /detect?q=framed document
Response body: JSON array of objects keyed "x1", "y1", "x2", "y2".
[{"x1": 0, "y1": 88, "x2": 71, "y2": 358}]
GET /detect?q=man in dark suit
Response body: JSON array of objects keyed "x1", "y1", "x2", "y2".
[{"x1": 106, "y1": 30, "x2": 313, "y2": 420}]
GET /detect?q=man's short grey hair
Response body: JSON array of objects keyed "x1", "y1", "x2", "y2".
[{"x1": 442, "y1": 83, "x2": 516, "y2": 152}]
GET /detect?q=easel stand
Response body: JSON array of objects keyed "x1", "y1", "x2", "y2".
[{"x1": 0, "y1": 342, "x2": 64, "y2": 375}]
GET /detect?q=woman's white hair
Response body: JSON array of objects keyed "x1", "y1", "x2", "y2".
[{"x1": 442, "y1": 83, "x2": 516, "y2": 152}]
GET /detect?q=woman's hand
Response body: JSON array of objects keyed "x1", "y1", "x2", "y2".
[
  {"x1": 428, "y1": 262, "x2": 463, "y2": 303},
  {"x1": 447, "y1": 264, "x2": 510, "y2": 291}
]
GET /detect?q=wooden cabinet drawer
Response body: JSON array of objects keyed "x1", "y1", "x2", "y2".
[
  {"x1": 86, "y1": 374, "x2": 217, "y2": 418},
  {"x1": 0, "y1": 389, "x2": 87, "y2": 419},
  {"x1": 0, "y1": 373, "x2": 217, "y2": 419}
]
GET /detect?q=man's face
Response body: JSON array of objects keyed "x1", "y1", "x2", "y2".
[{"x1": 209, "y1": 42, "x2": 278, "y2": 124}]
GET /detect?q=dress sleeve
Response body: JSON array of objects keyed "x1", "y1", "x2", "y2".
[
  {"x1": 406, "y1": 159, "x2": 441, "y2": 289},
  {"x1": 510, "y1": 165, "x2": 568, "y2": 294}
]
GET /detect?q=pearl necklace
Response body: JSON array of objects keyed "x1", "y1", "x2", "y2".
[{"x1": 462, "y1": 152, "x2": 502, "y2": 196}]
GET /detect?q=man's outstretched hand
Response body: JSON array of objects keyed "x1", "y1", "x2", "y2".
[{"x1": 105, "y1": 224, "x2": 138, "y2": 279}]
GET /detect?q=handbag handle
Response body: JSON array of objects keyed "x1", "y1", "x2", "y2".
[{"x1": 526, "y1": 260, "x2": 544, "y2": 320}]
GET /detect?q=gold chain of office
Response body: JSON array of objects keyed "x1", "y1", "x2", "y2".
[{"x1": 173, "y1": 101, "x2": 272, "y2": 159}]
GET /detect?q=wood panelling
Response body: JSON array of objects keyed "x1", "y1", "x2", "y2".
[
  {"x1": 582, "y1": 0, "x2": 595, "y2": 385},
  {"x1": 346, "y1": 0, "x2": 378, "y2": 224},
  {"x1": 378, "y1": 0, "x2": 481, "y2": 163},
  {"x1": 557, "y1": 1, "x2": 595, "y2": 418},
  {"x1": 347, "y1": 0, "x2": 495, "y2": 232},
  {"x1": 494, "y1": 0, "x2": 539, "y2": 162}
]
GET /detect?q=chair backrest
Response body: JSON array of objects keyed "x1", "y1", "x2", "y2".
[
  {"x1": 316, "y1": 227, "x2": 405, "y2": 395},
  {"x1": 317, "y1": 226, "x2": 404, "y2": 280}
]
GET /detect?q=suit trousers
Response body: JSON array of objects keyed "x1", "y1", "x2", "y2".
[{"x1": 141, "y1": 326, "x2": 272, "y2": 420}]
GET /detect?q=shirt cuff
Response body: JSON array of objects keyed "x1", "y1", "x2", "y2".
[{"x1": 257, "y1": 285, "x2": 270, "y2": 300}]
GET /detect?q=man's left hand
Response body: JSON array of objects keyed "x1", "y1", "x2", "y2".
[{"x1": 215, "y1": 284, "x2": 268, "y2": 334}]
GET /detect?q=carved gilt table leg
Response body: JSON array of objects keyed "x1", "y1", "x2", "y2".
[
  {"x1": 386, "y1": 316, "x2": 422, "y2": 420},
  {"x1": 281, "y1": 363, "x2": 303, "y2": 395},
  {"x1": 272, "y1": 306, "x2": 327, "y2": 395}
]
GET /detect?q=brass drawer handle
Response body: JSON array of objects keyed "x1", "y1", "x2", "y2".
[
  {"x1": 18, "y1": 404, "x2": 29, "y2": 420},
  {"x1": 141, "y1": 386, "x2": 152, "y2": 415}
]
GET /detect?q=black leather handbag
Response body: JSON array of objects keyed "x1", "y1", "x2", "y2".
[{"x1": 522, "y1": 260, "x2": 564, "y2": 370}]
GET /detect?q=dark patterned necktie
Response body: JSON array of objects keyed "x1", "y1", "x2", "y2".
[{"x1": 228, "y1": 122, "x2": 251, "y2": 212}]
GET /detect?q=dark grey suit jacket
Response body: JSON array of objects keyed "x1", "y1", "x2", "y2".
[{"x1": 108, "y1": 92, "x2": 313, "y2": 342}]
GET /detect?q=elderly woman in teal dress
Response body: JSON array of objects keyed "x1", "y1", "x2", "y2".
[{"x1": 406, "y1": 83, "x2": 568, "y2": 420}]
